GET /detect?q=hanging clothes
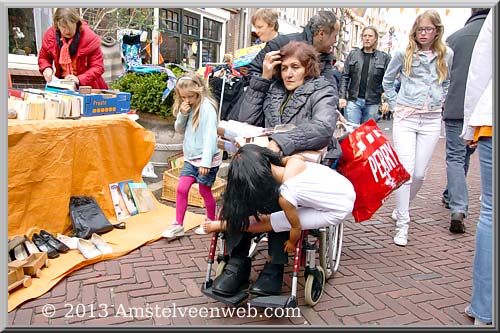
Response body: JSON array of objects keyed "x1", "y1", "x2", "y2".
[{"x1": 122, "y1": 33, "x2": 142, "y2": 71}]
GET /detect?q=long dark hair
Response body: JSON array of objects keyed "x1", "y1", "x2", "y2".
[{"x1": 219, "y1": 144, "x2": 284, "y2": 236}]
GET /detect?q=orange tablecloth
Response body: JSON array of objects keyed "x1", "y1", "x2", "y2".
[
  {"x1": 8, "y1": 115, "x2": 208, "y2": 312},
  {"x1": 8, "y1": 114, "x2": 155, "y2": 238}
]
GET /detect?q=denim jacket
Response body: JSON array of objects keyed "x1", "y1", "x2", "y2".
[
  {"x1": 382, "y1": 47, "x2": 454, "y2": 111},
  {"x1": 174, "y1": 99, "x2": 219, "y2": 168}
]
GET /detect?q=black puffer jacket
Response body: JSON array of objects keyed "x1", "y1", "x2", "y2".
[{"x1": 239, "y1": 76, "x2": 338, "y2": 156}]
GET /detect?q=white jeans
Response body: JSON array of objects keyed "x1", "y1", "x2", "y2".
[{"x1": 392, "y1": 112, "x2": 441, "y2": 231}]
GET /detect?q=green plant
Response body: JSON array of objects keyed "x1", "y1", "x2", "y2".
[{"x1": 111, "y1": 65, "x2": 187, "y2": 118}]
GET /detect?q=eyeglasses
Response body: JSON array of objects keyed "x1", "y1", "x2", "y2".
[{"x1": 416, "y1": 27, "x2": 436, "y2": 34}]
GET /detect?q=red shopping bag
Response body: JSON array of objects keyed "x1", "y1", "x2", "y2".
[{"x1": 337, "y1": 119, "x2": 410, "y2": 222}]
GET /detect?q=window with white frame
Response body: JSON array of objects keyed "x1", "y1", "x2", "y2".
[
  {"x1": 8, "y1": 8, "x2": 37, "y2": 56},
  {"x1": 160, "y1": 8, "x2": 201, "y2": 69},
  {"x1": 202, "y1": 17, "x2": 222, "y2": 65}
]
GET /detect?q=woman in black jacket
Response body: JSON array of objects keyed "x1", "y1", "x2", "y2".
[{"x1": 240, "y1": 40, "x2": 338, "y2": 156}]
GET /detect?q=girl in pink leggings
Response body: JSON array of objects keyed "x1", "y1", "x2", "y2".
[{"x1": 162, "y1": 73, "x2": 221, "y2": 239}]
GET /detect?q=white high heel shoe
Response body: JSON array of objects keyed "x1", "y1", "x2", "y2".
[
  {"x1": 90, "y1": 234, "x2": 113, "y2": 254},
  {"x1": 77, "y1": 239, "x2": 102, "y2": 259}
]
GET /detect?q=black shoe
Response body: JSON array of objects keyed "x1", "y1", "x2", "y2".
[
  {"x1": 40, "y1": 230, "x2": 70, "y2": 253},
  {"x1": 212, "y1": 256, "x2": 251, "y2": 296},
  {"x1": 309, "y1": 229, "x2": 320, "y2": 238},
  {"x1": 249, "y1": 262, "x2": 284, "y2": 296},
  {"x1": 450, "y1": 213, "x2": 466, "y2": 233},
  {"x1": 32, "y1": 233, "x2": 59, "y2": 259},
  {"x1": 442, "y1": 196, "x2": 450, "y2": 209}
]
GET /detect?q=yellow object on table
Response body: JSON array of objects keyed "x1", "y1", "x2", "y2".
[{"x1": 8, "y1": 114, "x2": 155, "y2": 238}]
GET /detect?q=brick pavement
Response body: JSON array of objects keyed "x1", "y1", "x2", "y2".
[{"x1": 7, "y1": 120, "x2": 484, "y2": 327}]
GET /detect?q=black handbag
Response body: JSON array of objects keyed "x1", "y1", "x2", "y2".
[{"x1": 69, "y1": 196, "x2": 125, "y2": 239}]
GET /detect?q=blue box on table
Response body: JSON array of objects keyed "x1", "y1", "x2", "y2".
[{"x1": 53, "y1": 89, "x2": 131, "y2": 117}]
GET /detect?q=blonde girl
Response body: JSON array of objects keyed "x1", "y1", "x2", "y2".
[
  {"x1": 162, "y1": 73, "x2": 221, "y2": 238},
  {"x1": 382, "y1": 10, "x2": 454, "y2": 246}
]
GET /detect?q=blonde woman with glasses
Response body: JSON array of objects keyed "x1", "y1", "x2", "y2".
[{"x1": 382, "y1": 9, "x2": 454, "y2": 246}]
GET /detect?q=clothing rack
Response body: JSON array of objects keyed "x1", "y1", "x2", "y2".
[{"x1": 204, "y1": 62, "x2": 232, "y2": 122}]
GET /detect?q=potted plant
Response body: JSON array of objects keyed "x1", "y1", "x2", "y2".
[{"x1": 11, "y1": 27, "x2": 26, "y2": 55}]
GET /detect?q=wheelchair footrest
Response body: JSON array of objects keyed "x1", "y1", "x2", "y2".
[
  {"x1": 248, "y1": 295, "x2": 297, "y2": 308},
  {"x1": 202, "y1": 286, "x2": 249, "y2": 306}
]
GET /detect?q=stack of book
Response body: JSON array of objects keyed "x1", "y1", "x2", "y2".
[
  {"x1": 8, "y1": 88, "x2": 82, "y2": 120},
  {"x1": 108, "y1": 180, "x2": 156, "y2": 221}
]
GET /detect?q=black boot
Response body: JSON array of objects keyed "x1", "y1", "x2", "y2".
[
  {"x1": 249, "y1": 262, "x2": 284, "y2": 296},
  {"x1": 212, "y1": 256, "x2": 251, "y2": 296}
]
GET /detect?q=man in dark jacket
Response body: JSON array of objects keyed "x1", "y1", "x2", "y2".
[
  {"x1": 442, "y1": 8, "x2": 489, "y2": 233},
  {"x1": 339, "y1": 26, "x2": 390, "y2": 124}
]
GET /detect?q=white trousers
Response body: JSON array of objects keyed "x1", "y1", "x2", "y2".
[{"x1": 392, "y1": 112, "x2": 441, "y2": 230}]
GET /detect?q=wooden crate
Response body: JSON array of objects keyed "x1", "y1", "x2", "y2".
[{"x1": 161, "y1": 167, "x2": 226, "y2": 208}]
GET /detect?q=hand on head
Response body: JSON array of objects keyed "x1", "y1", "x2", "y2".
[{"x1": 262, "y1": 50, "x2": 282, "y2": 80}]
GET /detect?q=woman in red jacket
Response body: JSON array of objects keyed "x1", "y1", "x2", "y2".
[{"x1": 38, "y1": 8, "x2": 108, "y2": 89}]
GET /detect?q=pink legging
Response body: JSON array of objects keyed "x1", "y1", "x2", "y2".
[{"x1": 175, "y1": 176, "x2": 216, "y2": 225}]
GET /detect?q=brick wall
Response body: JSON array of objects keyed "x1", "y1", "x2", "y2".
[{"x1": 11, "y1": 73, "x2": 45, "y2": 90}]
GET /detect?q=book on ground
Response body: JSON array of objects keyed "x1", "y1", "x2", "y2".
[
  {"x1": 129, "y1": 182, "x2": 156, "y2": 213},
  {"x1": 109, "y1": 182, "x2": 131, "y2": 220},
  {"x1": 118, "y1": 180, "x2": 139, "y2": 216}
]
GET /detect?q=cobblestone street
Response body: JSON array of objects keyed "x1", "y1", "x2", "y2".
[{"x1": 8, "y1": 120, "x2": 484, "y2": 328}]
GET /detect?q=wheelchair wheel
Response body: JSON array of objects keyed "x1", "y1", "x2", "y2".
[
  {"x1": 215, "y1": 261, "x2": 226, "y2": 278},
  {"x1": 304, "y1": 266, "x2": 325, "y2": 306},
  {"x1": 319, "y1": 224, "x2": 343, "y2": 279}
]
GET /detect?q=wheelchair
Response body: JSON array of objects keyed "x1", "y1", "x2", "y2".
[
  {"x1": 201, "y1": 219, "x2": 343, "y2": 308},
  {"x1": 202, "y1": 118, "x2": 354, "y2": 308}
]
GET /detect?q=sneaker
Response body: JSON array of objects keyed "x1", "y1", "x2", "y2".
[
  {"x1": 465, "y1": 305, "x2": 474, "y2": 319},
  {"x1": 90, "y1": 233, "x2": 113, "y2": 254},
  {"x1": 194, "y1": 225, "x2": 209, "y2": 235},
  {"x1": 474, "y1": 318, "x2": 492, "y2": 326},
  {"x1": 465, "y1": 305, "x2": 492, "y2": 325},
  {"x1": 393, "y1": 229, "x2": 408, "y2": 246},
  {"x1": 162, "y1": 224, "x2": 185, "y2": 238},
  {"x1": 391, "y1": 209, "x2": 397, "y2": 222}
]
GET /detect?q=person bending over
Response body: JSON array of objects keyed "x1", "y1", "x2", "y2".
[{"x1": 208, "y1": 144, "x2": 355, "y2": 296}]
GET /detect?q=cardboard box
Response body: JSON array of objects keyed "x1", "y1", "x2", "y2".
[{"x1": 58, "y1": 90, "x2": 131, "y2": 117}]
